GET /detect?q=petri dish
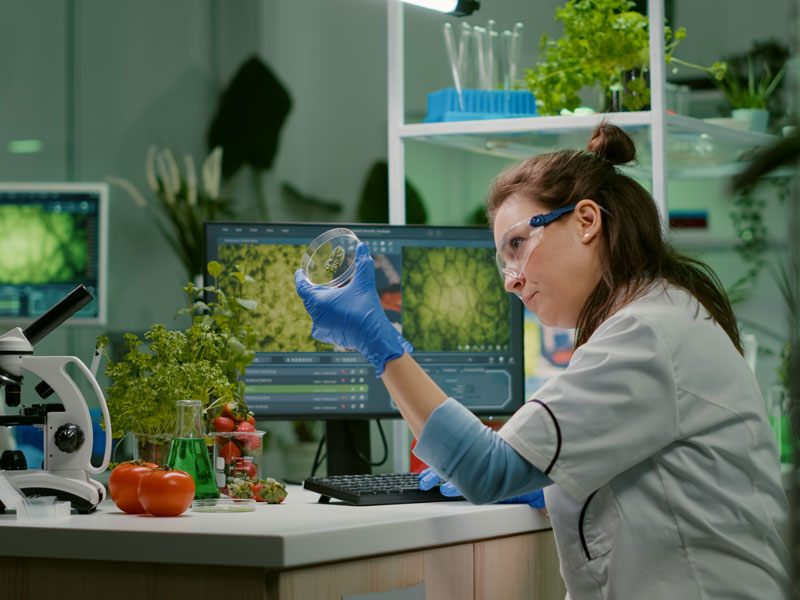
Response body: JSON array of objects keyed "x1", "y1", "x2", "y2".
[
  {"x1": 300, "y1": 228, "x2": 360, "y2": 287},
  {"x1": 191, "y1": 498, "x2": 256, "y2": 513}
]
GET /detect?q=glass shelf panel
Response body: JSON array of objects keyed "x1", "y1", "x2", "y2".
[{"x1": 398, "y1": 112, "x2": 784, "y2": 180}]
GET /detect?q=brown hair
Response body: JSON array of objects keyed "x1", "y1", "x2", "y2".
[{"x1": 487, "y1": 122, "x2": 742, "y2": 353}]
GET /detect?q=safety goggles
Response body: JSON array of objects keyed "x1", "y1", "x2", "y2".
[{"x1": 495, "y1": 205, "x2": 577, "y2": 282}]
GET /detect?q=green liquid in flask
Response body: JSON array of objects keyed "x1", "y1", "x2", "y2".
[{"x1": 167, "y1": 438, "x2": 219, "y2": 500}]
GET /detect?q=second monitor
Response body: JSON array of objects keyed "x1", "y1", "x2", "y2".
[{"x1": 204, "y1": 222, "x2": 524, "y2": 422}]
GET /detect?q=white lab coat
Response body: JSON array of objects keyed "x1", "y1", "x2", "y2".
[{"x1": 499, "y1": 283, "x2": 792, "y2": 599}]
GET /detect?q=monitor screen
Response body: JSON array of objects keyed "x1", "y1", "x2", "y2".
[
  {"x1": 0, "y1": 183, "x2": 108, "y2": 325},
  {"x1": 204, "y1": 222, "x2": 524, "y2": 420}
]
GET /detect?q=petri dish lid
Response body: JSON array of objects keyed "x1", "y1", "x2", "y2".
[
  {"x1": 191, "y1": 498, "x2": 256, "y2": 513},
  {"x1": 300, "y1": 228, "x2": 360, "y2": 287}
]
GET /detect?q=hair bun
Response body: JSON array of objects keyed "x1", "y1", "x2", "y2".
[{"x1": 586, "y1": 122, "x2": 637, "y2": 166}]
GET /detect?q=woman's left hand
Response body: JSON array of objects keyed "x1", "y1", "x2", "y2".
[{"x1": 418, "y1": 467, "x2": 547, "y2": 509}]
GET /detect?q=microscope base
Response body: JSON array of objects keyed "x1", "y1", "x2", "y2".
[{"x1": 4, "y1": 470, "x2": 105, "y2": 514}]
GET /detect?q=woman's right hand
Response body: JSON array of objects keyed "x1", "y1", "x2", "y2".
[{"x1": 295, "y1": 243, "x2": 411, "y2": 376}]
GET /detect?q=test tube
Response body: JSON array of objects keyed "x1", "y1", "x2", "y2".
[
  {"x1": 509, "y1": 22, "x2": 524, "y2": 90},
  {"x1": 443, "y1": 23, "x2": 464, "y2": 110}
]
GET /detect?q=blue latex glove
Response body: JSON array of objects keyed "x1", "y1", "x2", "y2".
[
  {"x1": 295, "y1": 243, "x2": 412, "y2": 376},
  {"x1": 418, "y1": 467, "x2": 546, "y2": 508},
  {"x1": 418, "y1": 467, "x2": 463, "y2": 497}
]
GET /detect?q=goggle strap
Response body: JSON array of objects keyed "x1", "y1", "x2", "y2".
[{"x1": 529, "y1": 204, "x2": 577, "y2": 228}]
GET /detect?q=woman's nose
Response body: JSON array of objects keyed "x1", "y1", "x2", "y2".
[{"x1": 504, "y1": 272, "x2": 524, "y2": 294}]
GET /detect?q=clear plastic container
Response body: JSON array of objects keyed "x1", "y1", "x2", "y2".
[{"x1": 300, "y1": 228, "x2": 360, "y2": 287}]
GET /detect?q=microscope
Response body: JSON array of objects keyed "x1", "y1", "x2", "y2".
[{"x1": 0, "y1": 285, "x2": 111, "y2": 514}]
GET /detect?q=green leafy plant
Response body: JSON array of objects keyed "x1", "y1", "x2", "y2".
[
  {"x1": 107, "y1": 146, "x2": 233, "y2": 281},
  {"x1": 98, "y1": 261, "x2": 257, "y2": 439},
  {"x1": 713, "y1": 55, "x2": 785, "y2": 110},
  {"x1": 526, "y1": 0, "x2": 725, "y2": 115},
  {"x1": 726, "y1": 178, "x2": 790, "y2": 304}
]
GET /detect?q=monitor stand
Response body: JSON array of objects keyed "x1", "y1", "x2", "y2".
[{"x1": 325, "y1": 420, "x2": 372, "y2": 476}]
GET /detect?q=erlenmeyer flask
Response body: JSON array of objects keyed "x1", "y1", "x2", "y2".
[{"x1": 166, "y1": 399, "x2": 219, "y2": 499}]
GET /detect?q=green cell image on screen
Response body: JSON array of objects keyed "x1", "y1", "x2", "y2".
[
  {"x1": 402, "y1": 246, "x2": 510, "y2": 352},
  {"x1": 217, "y1": 243, "x2": 331, "y2": 353},
  {"x1": 0, "y1": 205, "x2": 89, "y2": 284}
]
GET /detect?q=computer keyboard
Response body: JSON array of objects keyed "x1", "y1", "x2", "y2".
[{"x1": 303, "y1": 473, "x2": 463, "y2": 506}]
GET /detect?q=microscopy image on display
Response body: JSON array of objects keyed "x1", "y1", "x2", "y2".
[
  {"x1": 0, "y1": 205, "x2": 89, "y2": 284},
  {"x1": 402, "y1": 246, "x2": 510, "y2": 352},
  {"x1": 218, "y1": 243, "x2": 331, "y2": 352}
]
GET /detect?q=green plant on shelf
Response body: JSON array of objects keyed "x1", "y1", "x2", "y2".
[
  {"x1": 712, "y1": 55, "x2": 785, "y2": 110},
  {"x1": 526, "y1": 0, "x2": 726, "y2": 115}
]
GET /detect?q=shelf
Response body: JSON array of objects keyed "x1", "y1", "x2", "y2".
[{"x1": 399, "y1": 112, "x2": 783, "y2": 179}]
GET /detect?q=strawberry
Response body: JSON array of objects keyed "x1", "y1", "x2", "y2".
[
  {"x1": 221, "y1": 400, "x2": 248, "y2": 422},
  {"x1": 213, "y1": 416, "x2": 235, "y2": 432},
  {"x1": 219, "y1": 440, "x2": 241, "y2": 464},
  {"x1": 234, "y1": 421, "x2": 260, "y2": 449}
]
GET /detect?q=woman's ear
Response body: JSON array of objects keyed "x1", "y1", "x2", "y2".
[{"x1": 574, "y1": 199, "x2": 602, "y2": 244}]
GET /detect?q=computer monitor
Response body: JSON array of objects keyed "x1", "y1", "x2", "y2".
[
  {"x1": 204, "y1": 222, "x2": 524, "y2": 474},
  {"x1": 0, "y1": 182, "x2": 108, "y2": 325}
]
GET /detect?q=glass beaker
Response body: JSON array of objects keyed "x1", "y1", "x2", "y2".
[
  {"x1": 213, "y1": 431, "x2": 266, "y2": 498},
  {"x1": 300, "y1": 228, "x2": 360, "y2": 287},
  {"x1": 166, "y1": 400, "x2": 219, "y2": 500}
]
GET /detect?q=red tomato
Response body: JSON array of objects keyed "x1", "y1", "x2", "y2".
[
  {"x1": 213, "y1": 416, "x2": 235, "y2": 432},
  {"x1": 219, "y1": 440, "x2": 242, "y2": 463},
  {"x1": 137, "y1": 468, "x2": 195, "y2": 517},
  {"x1": 108, "y1": 460, "x2": 157, "y2": 514}
]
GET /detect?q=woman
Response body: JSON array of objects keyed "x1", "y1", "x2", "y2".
[{"x1": 295, "y1": 123, "x2": 791, "y2": 599}]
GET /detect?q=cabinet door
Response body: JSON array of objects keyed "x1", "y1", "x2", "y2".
[
  {"x1": 267, "y1": 543, "x2": 474, "y2": 600},
  {"x1": 474, "y1": 530, "x2": 565, "y2": 600}
]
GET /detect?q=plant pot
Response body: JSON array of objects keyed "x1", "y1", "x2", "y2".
[
  {"x1": 133, "y1": 432, "x2": 173, "y2": 466},
  {"x1": 731, "y1": 108, "x2": 769, "y2": 133}
]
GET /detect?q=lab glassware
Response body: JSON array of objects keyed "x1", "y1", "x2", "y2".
[
  {"x1": 300, "y1": 228, "x2": 360, "y2": 287},
  {"x1": 213, "y1": 430, "x2": 266, "y2": 499},
  {"x1": 167, "y1": 400, "x2": 219, "y2": 500}
]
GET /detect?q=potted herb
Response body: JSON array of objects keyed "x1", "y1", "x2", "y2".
[
  {"x1": 526, "y1": 0, "x2": 725, "y2": 115},
  {"x1": 98, "y1": 261, "x2": 258, "y2": 464},
  {"x1": 712, "y1": 56, "x2": 785, "y2": 132}
]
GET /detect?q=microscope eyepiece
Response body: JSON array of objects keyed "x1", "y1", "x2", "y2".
[{"x1": 22, "y1": 285, "x2": 92, "y2": 346}]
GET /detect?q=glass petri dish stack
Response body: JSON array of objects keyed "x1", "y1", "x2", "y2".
[{"x1": 300, "y1": 228, "x2": 360, "y2": 287}]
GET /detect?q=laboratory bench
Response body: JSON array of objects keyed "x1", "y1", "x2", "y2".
[{"x1": 0, "y1": 484, "x2": 565, "y2": 600}]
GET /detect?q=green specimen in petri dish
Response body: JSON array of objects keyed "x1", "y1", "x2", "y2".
[{"x1": 326, "y1": 245, "x2": 345, "y2": 274}]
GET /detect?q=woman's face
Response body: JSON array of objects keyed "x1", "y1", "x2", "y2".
[{"x1": 492, "y1": 193, "x2": 603, "y2": 329}]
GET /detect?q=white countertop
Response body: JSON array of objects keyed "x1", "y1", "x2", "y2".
[{"x1": 0, "y1": 485, "x2": 552, "y2": 569}]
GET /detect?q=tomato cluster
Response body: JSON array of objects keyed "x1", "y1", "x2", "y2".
[{"x1": 108, "y1": 461, "x2": 195, "y2": 517}]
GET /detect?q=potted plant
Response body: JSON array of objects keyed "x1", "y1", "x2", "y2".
[
  {"x1": 526, "y1": 0, "x2": 725, "y2": 115},
  {"x1": 712, "y1": 55, "x2": 785, "y2": 132},
  {"x1": 107, "y1": 145, "x2": 233, "y2": 283},
  {"x1": 97, "y1": 261, "x2": 258, "y2": 464}
]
